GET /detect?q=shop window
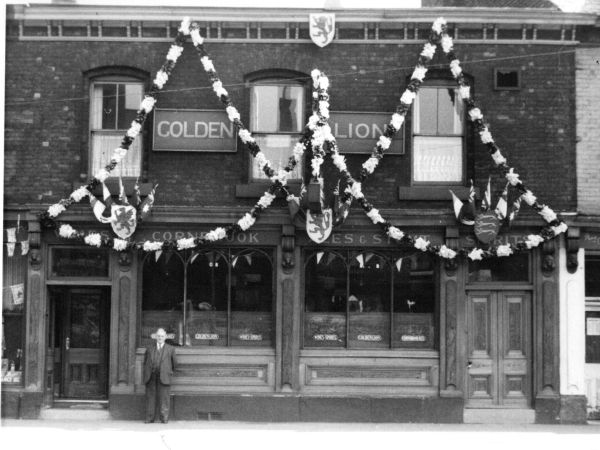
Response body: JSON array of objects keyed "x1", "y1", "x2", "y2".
[
  {"x1": 586, "y1": 254, "x2": 600, "y2": 364},
  {"x1": 90, "y1": 78, "x2": 143, "y2": 177},
  {"x1": 141, "y1": 248, "x2": 274, "y2": 347},
  {"x1": 412, "y1": 84, "x2": 464, "y2": 184},
  {"x1": 50, "y1": 247, "x2": 110, "y2": 278},
  {"x1": 2, "y1": 251, "x2": 26, "y2": 385},
  {"x1": 467, "y1": 253, "x2": 530, "y2": 283},
  {"x1": 249, "y1": 77, "x2": 305, "y2": 181},
  {"x1": 304, "y1": 250, "x2": 436, "y2": 349}
]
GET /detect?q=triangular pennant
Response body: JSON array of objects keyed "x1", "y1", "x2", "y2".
[
  {"x1": 495, "y1": 183, "x2": 509, "y2": 220},
  {"x1": 395, "y1": 257, "x2": 403, "y2": 272},
  {"x1": 190, "y1": 253, "x2": 199, "y2": 265},
  {"x1": 244, "y1": 254, "x2": 252, "y2": 266},
  {"x1": 355, "y1": 254, "x2": 364, "y2": 269},
  {"x1": 139, "y1": 184, "x2": 158, "y2": 221},
  {"x1": 325, "y1": 252, "x2": 336, "y2": 266},
  {"x1": 364, "y1": 253, "x2": 374, "y2": 264},
  {"x1": 232, "y1": 256, "x2": 238, "y2": 267},
  {"x1": 449, "y1": 190, "x2": 463, "y2": 220},
  {"x1": 20, "y1": 240, "x2": 29, "y2": 256},
  {"x1": 155, "y1": 250, "x2": 162, "y2": 262},
  {"x1": 6, "y1": 243, "x2": 15, "y2": 257},
  {"x1": 508, "y1": 195, "x2": 522, "y2": 226},
  {"x1": 118, "y1": 176, "x2": 129, "y2": 205},
  {"x1": 482, "y1": 177, "x2": 492, "y2": 211},
  {"x1": 132, "y1": 178, "x2": 142, "y2": 207},
  {"x1": 6, "y1": 227, "x2": 16, "y2": 243},
  {"x1": 316, "y1": 251, "x2": 324, "y2": 264}
]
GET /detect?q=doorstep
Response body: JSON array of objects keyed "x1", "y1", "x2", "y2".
[
  {"x1": 40, "y1": 400, "x2": 110, "y2": 421},
  {"x1": 463, "y1": 408, "x2": 535, "y2": 424}
]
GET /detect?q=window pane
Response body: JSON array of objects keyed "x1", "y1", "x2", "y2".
[
  {"x1": 141, "y1": 252, "x2": 184, "y2": 347},
  {"x1": 51, "y1": 248, "x2": 109, "y2": 277},
  {"x1": 586, "y1": 310, "x2": 600, "y2": 363},
  {"x1": 468, "y1": 253, "x2": 530, "y2": 283},
  {"x1": 230, "y1": 250, "x2": 273, "y2": 346},
  {"x1": 117, "y1": 83, "x2": 143, "y2": 130},
  {"x1": 586, "y1": 255, "x2": 600, "y2": 298},
  {"x1": 250, "y1": 85, "x2": 303, "y2": 133},
  {"x1": 98, "y1": 84, "x2": 117, "y2": 129},
  {"x1": 413, "y1": 136, "x2": 462, "y2": 182},
  {"x1": 348, "y1": 253, "x2": 391, "y2": 349},
  {"x1": 90, "y1": 131, "x2": 141, "y2": 177},
  {"x1": 414, "y1": 88, "x2": 438, "y2": 135},
  {"x1": 69, "y1": 291, "x2": 101, "y2": 348},
  {"x1": 2, "y1": 251, "x2": 25, "y2": 384},
  {"x1": 251, "y1": 134, "x2": 302, "y2": 180},
  {"x1": 392, "y1": 253, "x2": 436, "y2": 349},
  {"x1": 186, "y1": 251, "x2": 228, "y2": 347},
  {"x1": 304, "y1": 251, "x2": 347, "y2": 347},
  {"x1": 437, "y1": 88, "x2": 463, "y2": 135}
]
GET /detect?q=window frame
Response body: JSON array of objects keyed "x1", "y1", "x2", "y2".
[
  {"x1": 410, "y1": 78, "x2": 467, "y2": 186},
  {"x1": 88, "y1": 75, "x2": 145, "y2": 179},
  {"x1": 585, "y1": 252, "x2": 600, "y2": 364}
]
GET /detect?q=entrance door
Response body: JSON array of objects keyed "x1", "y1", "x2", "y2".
[
  {"x1": 466, "y1": 291, "x2": 532, "y2": 408},
  {"x1": 50, "y1": 287, "x2": 110, "y2": 399}
]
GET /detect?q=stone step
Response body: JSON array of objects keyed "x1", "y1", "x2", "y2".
[
  {"x1": 463, "y1": 408, "x2": 535, "y2": 424},
  {"x1": 52, "y1": 400, "x2": 108, "y2": 409},
  {"x1": 40, "y1": 408, "x2": 111, "y2": 421}
]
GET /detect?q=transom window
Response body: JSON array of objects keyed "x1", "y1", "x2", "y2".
[
  {"x1": 141, "y1": 248, "x2": 274, "y2": 347},
  {"x1": 412, "y1": 84, "x2": 464, "y2": 184},
  {"x1": 90, "y1": 78, "x2": 143, "y2": 177},
  {"x1": 249, "y1": 80, "x2": 304, "y2": 180},
  {"x1": 303, "y1": 249, "x2": 437, "y2": 349}
]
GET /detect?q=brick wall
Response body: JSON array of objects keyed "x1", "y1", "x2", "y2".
[
  {"x1": 4, "y1": 37, "x2": 577, "y2": 211},
  {"x1": 576, "y1": 47, "x2": 600, "y2": 215}
]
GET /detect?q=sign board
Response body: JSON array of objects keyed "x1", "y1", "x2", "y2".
[
  {"x1": 153, "y1": 109, "x2": 237, "y2": 152},
  {"x1": 329, "y1": 112, "x2": 404, "y2": 154},
  {"x1": 581, "y1": 231, "x2": 600, "y2": 250}
]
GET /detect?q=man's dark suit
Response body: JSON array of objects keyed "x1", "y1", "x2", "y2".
[{"x1": 143, "y1": 342, "x2": 176, "y2": 422}]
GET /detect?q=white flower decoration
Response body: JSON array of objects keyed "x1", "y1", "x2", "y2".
[
  {"x1": 391, "y1": 113, "x2": 404, "y2": 131},
  {"x1": 491, "y1": 150, "x2": 507, "y2": 166},
  {"x1": 479, "y1": 128, "x2": 493, "y2": 144},
  {"x1": 539, "y1": 206, "x2": 557, "y2": 223},
  {"x1": 213, "y1": 80, "x2": 228, "y2": 98},
  {"x1": 201, "y1": 56, "x2": 215, "y2": 73},
  {"x1": 400, "y1": 90, "x2": 416, "y2": 105},
  {"x1": 318, "y1": 76, "x2": 329, "y2": 91},
  {"x1": 525, "y1": 234, "x2": 544, "y2": 249},
  {"x1": 166, "y1": 44, "x2": 184, "y2": 62},
  {"x1": 111, "y1": 147, "x2": 128, "y2": 163},
  {"x1": 459, "y1": 85, "x2": 471, "y2": 100},
  {"x1": 178, "y1": 17, "x2": 191, "y2": 35},
  {"x1": 113, "y1": 239, "x2": 128, "y2": 252},
  {"x1": 308, "y1": 114, "x2": 320, "y2": 130},
  {"x1": 468, "y1": 108, "x2": 483, "y2": 121},
  {"x1": 311, "y1": 69, "x2": 321, "y2": 86},
  {"x1": 420, "y1": 43, "x2": 436, "y2": 59},
  {"x1": 226, "y1": 106, "x2": 240, "y2": 122},
  {"x1": 552, "y1": 222, "x2": 568, "y2": 236},
  {"x1": 140, "y1": 96, "x2": 156, "y2": 113},
  {"x1": 59, "y1": 224, "x2": 77, "y2": 239},
  {"x1": 84, "y1": 233, "x2": 102, "y2": 248},
  {"x1": 48, "y1": 203, "x2": 66, "y2": 218},
  {"x1": 254, "y1": 152, "x2": 268, "y2": 170},
  {"x1": 143, "y1": 241, "x2": 163, "y2": 252},
  {"x1": 177, "y1": 237, "x2": 196, "y2": 251},
  {"x1": 127, "y1": 121, "x2": 142, "y2": 138},
  {"x1": 346, "y1": 182, "x2": 364, "y2": 199},
  {"x1": 468, "y1": 248, "x2": 484, "y2": 261},
  {"x1": 505, "y1": 168, "x2": 521, "y2": 186},
  {"x1": 238, "y1": 213, "x2": 256, "y2": 231},
  {"x1": 439, "y1": 245, "x2": 457, "y2": 259},
  {"x1": 387, "y1": 226, "x2": 404, "y2": 241},
  {"x1": 293, "y1": 143, "x2": 305, "y2": 161},
  {"x1": 96, "y1": 169, "x2": 110, "y2": 182},
  {"x1": 441, "y1": 35, "x2": 453, "y2": 53},
  {"x1": 414, "y1": 237, "x2": 430, "y2": 251},
  {"x1": 258, "y1": 192, "x2": 276, "y2": 208},
  {"x1": 362, "y1": 157, "x2": 379, "y2": 174},
  {"x1": 238, "y1": 129, "x2": 254, "y2": 144},
  {"x1": 450, "y1": 59, "x2": 462, "y2": 77},
  {"x1": 411, "y1": 66, "x2": 427, "y2": 82},
  {"x1": 366, "y1": 208, "x2": 385, "y2": 224},
  {"x1": 311, "y1": 155, "x2": 324, "y2": 178},
  {"x1": 378, "y1": 136, "x2": 392, "y2": 150},
  {"x1": 332, "y1": 153, "x2": 347, "y2": 172},
  {"x1": 496, "y1": 244, "x2": 513, "y2": 257},
  {"x1": 431, "y1": 17, "x2": 446, "y2": 34},
  {"x1": 522, "y1": 190, "x2": 537, "y2": 206},
  {"x1": 205, "y1": 227, "x2": 227, "y2": 242},
  {"x1": 70, "y1": 187, "x2": 89, "y2": 203},
  {"x1": 153, "y1": 70, "x2": 168, "y2": 89},
  {"x1": 190, "y1": 27, "x2": 204, "y2": 46}
]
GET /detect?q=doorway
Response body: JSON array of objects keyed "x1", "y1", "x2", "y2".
[
  {"x1": 465, "y1": 290, "x2": 532, "y2": 408},
  {"x1": 48, "y1": 287, "x2": 110, "y2": 399}
]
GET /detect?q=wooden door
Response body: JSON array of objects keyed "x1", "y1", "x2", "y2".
[
  {"x1": 56, "y1": 288, "x2": 109, "y2": 399},
  {"x1": 466, "y1": 291, "x2": 531, "y2": 408}
]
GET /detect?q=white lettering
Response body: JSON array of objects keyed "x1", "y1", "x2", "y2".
[
  {"x1": 169, "y1": 121, "x2": 183, "y2": 138},
  {"x1": 313, "y1": 334, "x2": 339, "y2": 341},
  {"x1": 220, "y1": 122, "x2": 234, "y2": 139},
  {"x1": 357, "y1": 334, "x2": 382, "y2": 341},
  {"x1": 401, "y1": 335, "x2": 426, "y2": 342},
  {"x1": 354, "y1": 123, "x2": 370, "y2": 139},
  {"x1": 157, "y1": 121, "x2": 170, "y2": 137},
  {"x1": 238, "y1": 334, "x2": 263, "y2": 341},
  {"x1": 195, "y1": 121, "x2": 208, "y2": 138},
  {"x1": 195, "y1": 333, "x2": 219, "y2": 340}
]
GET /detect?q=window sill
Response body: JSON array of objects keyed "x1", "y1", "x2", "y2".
[
  {"x1": 398, "y1": 186, "x2": 477, "y2": 201},
  {"x1": 236, "y1": 181, "x2": 302, "y2": 198}
]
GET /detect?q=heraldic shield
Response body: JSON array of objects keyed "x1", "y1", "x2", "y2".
[
  {"x1": 306, "y1": 208, "x2": 333, "y2": 244},
  {"x1": 309, "y1": 13, "x2": 335, "y2": 48},
  {"x1": 110, "y1": 204, "x2": 137, "y2": 239}
]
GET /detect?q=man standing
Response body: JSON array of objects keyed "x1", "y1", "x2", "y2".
[{"x1": 143, "y1": 328, "x2": 176, "y2": 423}]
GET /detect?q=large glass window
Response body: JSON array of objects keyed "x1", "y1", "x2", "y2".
[
  {"x1": 586, "y1": 254, "x2": 600, "y2": 364},
  {"x1": 304, "y1": 250, "x2": 436, "y2": 349},
  {"x1": 412, "y1": 85, "x2": 464, "y2": 183},
  {"x1": 141, "y1": 248, "x2": 274, "y2": 348},
  {"x1": 90, "y1": 79, "x2": 143, "y2": 177},
  {"x1": 249, "y1": 81, "x2": 304, "y2": 180},
  {"x1": 2, "y1": 251, "x2": 26, "y2": 385},
  {"x1": 467, "y1": 253, "x2": 530, "y2": 283}
]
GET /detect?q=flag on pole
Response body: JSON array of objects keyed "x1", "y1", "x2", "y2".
[
  {"x1": 481, "y1": 177, "x2": 492, "y2": 211},
  {"x1": 131, "y1": 178, "x2": 142, "y2": 207},
  {"x1": 101, "y1": 183, "x2": 113, "y2": 219},
  {"x1": 118, "y1": 176, "x2": 129, "y2": 205},
  {"x1": 89, "y1": 195, "x2": 112, "y2": 223},
  {"x1": 20, "y1": 240, "x2": 29, "y2": 256},
  {"x1": 495, "y1": 183, "x2": 509, "y2": 220},
  {"x1": 139, "y1": 184, "x2": 158, "y2": 221}
]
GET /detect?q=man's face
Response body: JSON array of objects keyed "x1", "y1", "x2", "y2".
[{"x1": 156, "y1": 329, "x2": 166, "y2": 345}]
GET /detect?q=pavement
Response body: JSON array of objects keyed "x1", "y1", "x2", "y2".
[{"x1": 1, "y1": 420, "x2": 600, "y2": 450}]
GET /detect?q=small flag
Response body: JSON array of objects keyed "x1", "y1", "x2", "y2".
[
  {"x1": 90, "y1": 195, "x2": 111, "y2": 223},
  {"x1": 232, "y1": 256, "x2": 238, "y2": 267},
  {"x1": 101, "y1": 183, "x2": 113, "y2": 219},
  {"x1": 508, "y1": 195, "x2": 522, "y2": 226},
  {"x1": 244, "y1": 254, "x2": 252, "y2": 266},
  {"x1": 6, "y1": 242, "x2": 15, "y2": 257},
  {"x1": 132, "y1": 178, "x2": 142, "y2": 207},
  {"x1": 316, "y1": 251, "x2": 325, "y2": 264},
  {"x1": 20, "y1": 240, "x2": 29, "y2": 256},
  {"x1": 118, "y1": 176, "x2": 129, "y2": 205},
  {"x1": 355, "y1": 254, "x2": 364, "y2": 269},
  {"x1": 10, "y1": 283, "x2": 24, "y2": 305},
  {"x1": 482, "y1": 177, "x2": 492, "y2": 211},
  {"x1": 139, "y1": 184, "x2": 157, "y2": 221},
  {"x1": 395, "y1": 257, "x2": 403, "y2": 272},
  {"x1": 6, "y1": 227, "x2": 16, "y2": 243},
  {"x1": 155, "y1": 250, "x2": 162, "y2": 262},
  {"x1": 449, "y1": 190, "x2": 463, "y2": 221},
  {"x1": 495, "y1": 183, "x2": 509, "y2": 220}
]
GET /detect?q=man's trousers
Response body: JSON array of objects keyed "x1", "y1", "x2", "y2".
[{"x1": 145, "y1": 371, "x2": 171, "y2": 422}]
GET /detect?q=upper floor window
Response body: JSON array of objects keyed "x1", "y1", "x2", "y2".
[
  {"x1": 90, "y1": 78, "x2": 144, "y2": 177},
  {"x1": 412, "y1": 83, "x2": 464, "y2": 184},
  {"x1": 249, "y1": 79, "x2": 305, "y2": 180}
]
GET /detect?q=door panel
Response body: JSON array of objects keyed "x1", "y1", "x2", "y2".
[{"x1": 466, "y1": 291, "x2": 531, "y2": 408}]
